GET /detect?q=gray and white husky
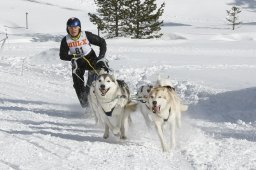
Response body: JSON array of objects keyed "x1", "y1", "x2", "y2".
[
  {"x1": 88, "y1": 73, "x2": 136, "y2": 139},
  {"x1": 137, "y1": 84, "x2": 154, "y2": 129}
]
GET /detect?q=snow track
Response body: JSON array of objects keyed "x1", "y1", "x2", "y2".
[
  {"x1": 1, "y1": 35, "x2": 256, "y2": 169},
  {"x1": 1, "y1": 0, "x2": 256, "y2": 169},
  {"x1": 2, "y1": 16, "x2": 256, "y2": 170},
  {"x1": 0, "y1": 66, "x2": 195, "y2": 169}
]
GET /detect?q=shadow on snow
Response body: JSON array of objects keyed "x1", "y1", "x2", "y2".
[
  {"x1": 163, "y1": 22, "x2": 192, "y2": 27},
  {"x1": 241, "y1": 22, "x2": 256, "y2": 25},
  {"x1": 0, "y1": 98, "x2": 83, "y2": 119},
  {"x1": 20, "y1": 0, "x2": 81, "y2": 11},
  {"x1": 0, "y1": 98, "x2": 144, "y2": 145},
  {"x1": 188, "y1": 87, "x2": 256, "y2": 141},
  {"x1": 188, "y1": 87, "x2": 256, "y2": 123},
  {"x1": 227, "y1": 0, "x2": 256, "y2": 11},
  {"x1": 11, "y1": 33, "x2": 64, "y2": 42},
  {"x1": 195, "y1": 125, "x2": 256, "y2": 142}
]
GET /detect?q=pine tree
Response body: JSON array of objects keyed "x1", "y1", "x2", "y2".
[
  {"x1": 226, "y1": 6, "x2": 241, "y2": 30},
  {"x1": 124, "y1": 0, "x2": 165, "y2": 39},
  {"x1": 88, "y1": 13, "x2": 105, "y2": 36},
  {"x1": 88, "y1": 0, "x2": 127, "y2": 38}
]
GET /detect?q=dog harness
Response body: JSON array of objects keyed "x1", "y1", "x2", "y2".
[
  {"x1": 157, "y1": 109, "x2": 171, "y2": 122},
  {"x1": 99, "y1": 95, "x2": 127, "y2": 117},
  {"x1": 138, "y1": 97, "x2": 147, "y2": 103},
  {"x1": 104, "y1": 108, "x2": 115, "y2": 116},
  {"x1": 164, "y1": 109, "x2": 171, "y2": 122}
]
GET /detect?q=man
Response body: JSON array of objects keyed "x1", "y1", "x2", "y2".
[{"x1": 59, "y1": 17, "x2": 108, "y2": 108}]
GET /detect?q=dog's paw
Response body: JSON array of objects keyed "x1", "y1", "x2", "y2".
[
  {"x1": 103, "y1": 133, "x2": 109, "y2": 139},
  {"x1": 162, "y1": 146, "x2": 170, "y2": 152},
  {"x1": 162, "y1": 144, "x2": 170, "y2": 152},
  {"x1": 112, "y1": 128, "x2": 120, "y2": 136},
  {"x1": 120, "y1": 135, "x2": 127, "y2": 140}
]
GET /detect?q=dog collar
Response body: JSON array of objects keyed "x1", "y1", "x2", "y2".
[
  {"x1": 164, "y1": 109, "x2": 171, "y2": 122},
  {"x1": 149, "y1": 107, "x2": 171, "y2": 122}
]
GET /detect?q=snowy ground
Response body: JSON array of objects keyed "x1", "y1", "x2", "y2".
[{"x1": 0, "y1": 0, "x2": 256, "y2": 169}]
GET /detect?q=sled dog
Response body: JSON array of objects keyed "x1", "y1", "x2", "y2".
[
  {"x1": 88, "y1": 73, "x2": 135, "y2": 139},
  {"x1": 137, "y1": 84, "x2": 154, "y2": 129},
  {"x1": 148, "y1": 85, "x2": 188, "y2": 152}
]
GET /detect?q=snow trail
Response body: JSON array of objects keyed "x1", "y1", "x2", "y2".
[{"x1": 1, "y1": 0, "x2": 256, "y2": 168}]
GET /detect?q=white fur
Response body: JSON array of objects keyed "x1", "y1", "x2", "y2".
[
  {"x1": 147, "y1": 86, "x2": 188, "y2": 152},
  {"x1": 156, "y1": 77, "x2": 174, "y2": 88},
  {"x1": 88, "y1": 73, "x2": 132, "y2": 139}
]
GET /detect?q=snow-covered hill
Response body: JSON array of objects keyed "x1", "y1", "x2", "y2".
[{"x1": 0, "y1": 0, "x2": 256, "y2": 169}]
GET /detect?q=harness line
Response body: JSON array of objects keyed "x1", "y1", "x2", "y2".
[{"x1": 71, "y1": 55, "x2": 100, "y2": 87}]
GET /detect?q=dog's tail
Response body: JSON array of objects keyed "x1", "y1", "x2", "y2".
[
  {"x1": 180, "y1": 104, "x2": 188, "y2": 112},
  {"x1": 125, "y1": 101, "x2": 138, "y2": 112}
]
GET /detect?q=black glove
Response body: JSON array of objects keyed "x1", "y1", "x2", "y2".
[{"x1": 96, "y1": 58, "x2": 109, "y2": 72}]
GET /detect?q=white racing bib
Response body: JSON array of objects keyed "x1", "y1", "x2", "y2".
[{"x1": 66, "y1": 31, "x2": 92, "y2": 56}]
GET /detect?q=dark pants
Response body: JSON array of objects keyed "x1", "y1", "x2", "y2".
[
  {"x1": 72, "y1": 50, "x2": 98, "y2": 107},
  {"x1": 72, "y1": 69, "x2": 96, "y2": 107}
]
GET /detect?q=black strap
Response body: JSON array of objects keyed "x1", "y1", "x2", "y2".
[
  {"x1": 164, "y1": 109, "x2": 171, "y2": 122},
  {"x1": 103, "y1": 107, "x2": 115, "y2": 117},
  {"x1": 139, "y1": 100, "x2": 147, "y2": 103}
]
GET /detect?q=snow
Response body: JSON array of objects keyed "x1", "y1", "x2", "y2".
[{"x1": 0, "y1": 0, "x2": 256, "y2": 169}]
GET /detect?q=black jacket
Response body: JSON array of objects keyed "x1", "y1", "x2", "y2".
[{"x1": 59, "y1": 31, "x2": 106, "y2": 61}]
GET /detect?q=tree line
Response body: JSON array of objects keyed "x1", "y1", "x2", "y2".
[
  {"x1": 88, "y1": 0, "x2": 165, "y2": 39},
  {"x1": 88, "y1": 1, "x2": 243, "y2": 39}
]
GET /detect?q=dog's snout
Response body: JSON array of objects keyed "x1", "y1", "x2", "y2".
[
  {"x1": 100, "y1": 84, "x2": 105, "y2": 89},
  {"x1": 152, "y1": 101, "x2": 157, "y2": 106}
]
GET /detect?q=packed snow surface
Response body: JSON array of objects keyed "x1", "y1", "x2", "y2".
[{"x1": 0, "y1": 0, "x2": 256, "y2": 169}]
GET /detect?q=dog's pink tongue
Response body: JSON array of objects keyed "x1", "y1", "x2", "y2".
[
  {"x1": 153, "y1": 106, "x2": 160, "y2": 113},
  {"x1": 100, "y1": 89, "x2": 106, "y2": 94}
]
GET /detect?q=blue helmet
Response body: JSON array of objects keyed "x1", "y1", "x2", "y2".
[
  {"x1": 66, "y1": 17, "x2": 81, "y2": 34},
  {"x1": 67, "y1": 17, "x2": 81, "y2": 27}
]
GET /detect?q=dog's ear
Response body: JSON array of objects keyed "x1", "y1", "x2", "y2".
[
  {"x1": 98, "y1": 68, "x2": 108, "y2": 75},
  {"x1": 91, "y1": 81, "x2": 96, "y2": 87},
  {"x1": 147, "y1": 85, "x2": 153, "y2": 93},
  {"x1": 109, "y1": 74, "x2": 117, "y2": 82},
  {"x1": 140, "y1": 86, "x2": 144, "y2": 93},
  {"x1": 165, "y1": 86, "x2": 175, "y2": 91}
]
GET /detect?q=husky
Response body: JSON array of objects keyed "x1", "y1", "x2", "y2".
[
  {"x1": 137, "y1": 84, "x2": 154, "y2": 129},
  {"x1": 88, "y1": 73, "x2": 136, "y2": 139},
  {"x1": 147, "y1": 84, "x2": 188, "y2": 152},
  {"x1": 136, "y1": 78, "x2": 175, "y2": 129}
]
